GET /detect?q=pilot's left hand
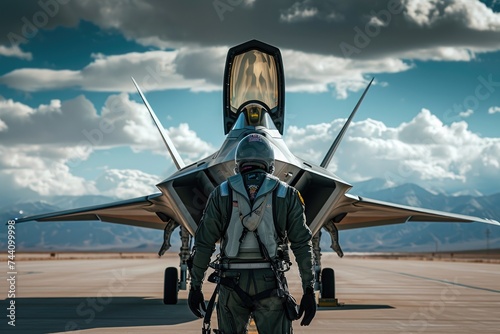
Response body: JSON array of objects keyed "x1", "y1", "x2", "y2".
[
  {"x1": 188, "y1": 285, "x2": 206, "y2": 318},
  {"x1": 298, "y1": 287, "x2": 316, "y2": 326}
]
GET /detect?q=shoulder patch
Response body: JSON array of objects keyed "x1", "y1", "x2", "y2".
[
  {"x1": 220, "y1": 181, "x2": 229, "y2": 197},
  {"x1": 297, "y1": 190, "x2": 305, "y2": 206}
]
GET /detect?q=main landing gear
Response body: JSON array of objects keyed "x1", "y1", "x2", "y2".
[
  {"x1": 164, "y1": 267, "x2": 178, "y2": 304},
  {"x1": 313, "y1": 226, "x2": 343, "y2": 307},
  {"x1": 159, "y1": 223, "x2": 191, "y2": 305}
]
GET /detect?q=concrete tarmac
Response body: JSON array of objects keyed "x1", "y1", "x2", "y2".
[{"x1": 1, "y1": 253, "x2": 499, "y2": 333}]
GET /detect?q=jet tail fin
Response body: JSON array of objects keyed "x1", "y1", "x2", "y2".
[
  {"x1": 131, "y1": 77, "x2": 185, "y2": 170},
  {"x1": 320, "y1": 78, "x2": 374, "y2": 168}
]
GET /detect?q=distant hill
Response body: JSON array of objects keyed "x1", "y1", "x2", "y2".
[
  {"x1": 0, "y1": 196, "x2": 166, "y2": 253},
  {"x1": 1, "y1": 182, "x2": 499, "y2": 253}
]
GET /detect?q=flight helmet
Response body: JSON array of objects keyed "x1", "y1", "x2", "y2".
[{"x1": 235, "y1": 134, "x2": 275, "y2": 174}]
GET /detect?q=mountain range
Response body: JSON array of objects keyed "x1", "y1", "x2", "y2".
[
  {"x1": 338, "y1": 179, "x2": 500, "y2": 252},
  {"x1": 1, "y1": 179, "x2": 499, "y2": 253}
]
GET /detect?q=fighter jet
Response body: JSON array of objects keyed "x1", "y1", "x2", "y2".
[{"x1": 14, "y1": 40, "x2": 499, "y2": 305}]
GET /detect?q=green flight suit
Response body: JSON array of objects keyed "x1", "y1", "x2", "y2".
[{"x1": 190, "y1": 171, "x2": 315, "y2": 334}]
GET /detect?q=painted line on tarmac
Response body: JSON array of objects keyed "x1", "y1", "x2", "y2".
[
  {"x1": 345, "y1": 263, "x2": 500, "y2": 294},
  {"x1": 394, "y1": 271, "x2": 500, "y2": 294}
]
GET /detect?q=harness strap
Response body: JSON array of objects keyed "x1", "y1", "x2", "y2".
[
  {"x1": 220, "y1": 276, "x2": 276, "y2": 308},
  {"x1": 202, "y1": 281, "x2": 219, "y2": 333},
  {"x1": 202, "y1": 271, "x2": 278, "y2": 333},
  {"x1": 206, "y1": 270, "x2": 277, "y2": 309},
  {"x1": 218, "y1": 262, "x2": 271, "y2": 270},
  {"x1": 254, "y1": 229, "x2": 291, "y2": 297}
]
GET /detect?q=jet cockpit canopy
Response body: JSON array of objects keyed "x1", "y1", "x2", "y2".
[{"x1": 223, "y1": 40, "x2": 285, "y2": 135}]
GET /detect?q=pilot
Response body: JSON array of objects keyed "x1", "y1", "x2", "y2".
[
  {"x1": 188, "y1": 133, "x2": 316, "y2": 333},
  {"x1": 245, "y1": 104, "x2": 263, "y2": 126}
]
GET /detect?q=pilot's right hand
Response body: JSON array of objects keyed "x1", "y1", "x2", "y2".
[{"x1": 188, "y1": 285, "x2": 206, "y2": 318}]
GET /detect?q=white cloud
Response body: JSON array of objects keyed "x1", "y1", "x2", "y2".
[
  {"x1": 397, "y1": 47, "x2": 477, "y2": 61},
  {"x1": 0, "y1": 69, "x2": 80, "y2": 92},
  {"x1": 167, "y1": 123, "x2": 215, "y2": 162},
  {"x1": 443, "y1": 0, "x2": 500, "y2": 31},
  {"x1": 66, "y1": 0, "x2": 500, "y2": 60},
  {"x1": 1, "y1": 1, "x2": 499, "y2": 98},
  {"x1": 281, "y1": 49, "x2": 412, "y2": 98},
  {"x1": 1, "y1": 143, "x2": 160, "y2": 199},
  {"x1": 403, "y1": 0, "x2": 500, "y2": 31},
  {"x1": 0, "y1": 49, "x2": 222, "y2": 93},
  {"x1": 94, "y1": 169, "x2": 160, "y2": 199},
  {"x1": 1, "y1": 1, "x2": 499, "y2": 71},
  {"x1": 459, "y1": 109, "x2": 474, "y2": 117},
  {"x1": 0, "y1": 145, "x2": 97, "y2": 197},
  {"x1": 0, "y1": 47, "x2": 413, "y2": 98},
  {"x1": 0, "y1": 94, "x2": 216, "y2": 199},
  {"x1": 0, "y1": 44, "x2": 32, "y2": 60},
  {"x1": 488, "y1": 106, "x2": 500, "y2": 114},
  {"x1": 286, "y1": 108, "x2": 500, "y2": 194},
  {"x1": 0, "y1": 94, "x2": 215, "y2": 154},
  {"x1": 0, "y1": 118, "x2": 7, "y2": 131},
  {"x1": 280, "y1": 4, "x2": 319, "y2": 22}
]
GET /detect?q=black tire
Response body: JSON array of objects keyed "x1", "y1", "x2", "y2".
[
  {"x1": 321, "y1": 268, "x2": 335, "y2": 299},
  {"x1": 164, "y1": 267, "x2": 178, "y2": 304}
]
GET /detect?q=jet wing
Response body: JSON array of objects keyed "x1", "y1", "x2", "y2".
[
  {"x1": 333, "y1": 193, "x2": 500, "y2": 230},
  {"x1": 14, "y1": 193, "x2": 173, "y2": 230}
]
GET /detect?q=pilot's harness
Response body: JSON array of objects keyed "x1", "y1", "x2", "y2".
[{"x1": 200, "y1": 190, "x2": 295, "y2": 334}]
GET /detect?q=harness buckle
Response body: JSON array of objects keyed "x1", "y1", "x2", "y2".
[
  {"x1": 202, "y1": 322, "x2": 211, "y2": 334},
  {"x1": 207, "y1": 271, "x2": 221, "y2": 284}
]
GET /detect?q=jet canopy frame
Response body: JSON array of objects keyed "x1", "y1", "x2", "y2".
[{"x1": 223, "y1": 39, "x2": 285, "y2": 135}]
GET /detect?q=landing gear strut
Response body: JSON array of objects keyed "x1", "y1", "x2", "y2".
[
  {"x1": 313, "y1": 228, "x2": 342, "y2": 307},
  {"x1": 160, "y1": 222, "x2": 191, "y2": 305}
]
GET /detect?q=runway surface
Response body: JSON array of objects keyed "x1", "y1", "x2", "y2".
[{"x1": 1, "y1": 253, "x2": 499, "y2": 333}]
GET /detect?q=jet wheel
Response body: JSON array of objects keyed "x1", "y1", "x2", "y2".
[
  {"x1": 164, "y1": 267, "x2": 179, "y2": 304},
  {"x1": 321, "y1": 268, "x2": 335, "y2": 299}
]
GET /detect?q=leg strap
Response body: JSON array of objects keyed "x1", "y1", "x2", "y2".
[
  {"x1": 203, "y1": 282, "x2": 219, "y2": 333},
  {"x1": 208, "y1": 271, "x2": 278, "y2": 309}
]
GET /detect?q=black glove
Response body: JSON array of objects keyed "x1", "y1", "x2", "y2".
[
  {"x1": 188, "y1": 286, "x2": 206, "y2": 318},
  {"x1": 298, "y1": 288, "x2": 316, "y2": 326}
]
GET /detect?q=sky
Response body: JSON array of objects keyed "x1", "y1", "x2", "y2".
[{"x1": 0, "y1": 0, "x2": 500, "y2": 206}]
